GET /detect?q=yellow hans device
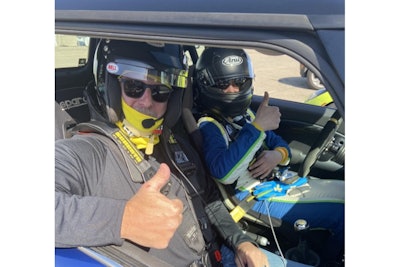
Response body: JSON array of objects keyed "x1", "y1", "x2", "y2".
[{"x1": 121, "y1": 98, "x2": 163, "y2": 134}]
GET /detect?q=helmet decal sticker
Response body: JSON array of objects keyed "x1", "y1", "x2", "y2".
[
  {"x1": 106, "y1": 62, "x2": 119, "y2": 74},
  {"x1": 222, "y1": 56, "x2": 243, "y2": 66}
]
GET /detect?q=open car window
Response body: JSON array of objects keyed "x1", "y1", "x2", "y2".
[
  {"x1": 195, "y1": 46, "x2": 335, "y2": 108},
  {"x1": 55, "y1": 34, "x2": 90, "y2": 69}
]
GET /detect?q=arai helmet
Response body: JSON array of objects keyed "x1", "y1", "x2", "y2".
[{"x1": 194, "y1": 47, "x2": 254, "y2": 117}]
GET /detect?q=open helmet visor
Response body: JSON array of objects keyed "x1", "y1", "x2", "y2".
[{"x1": 106, "y1": 58, "x2": 188, "y2": 89}]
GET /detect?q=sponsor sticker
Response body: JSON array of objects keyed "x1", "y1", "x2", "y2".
[{"x1": 106, "y1": 62, "x2": 119, "y2": 73}]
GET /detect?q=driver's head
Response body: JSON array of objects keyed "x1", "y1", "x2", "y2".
[
  {"x1": 194, "y1": 47, "x2": 254, "y2": 118},
  {"x1": 92, "y1": 39, "x2": 188, "y2": 133}
]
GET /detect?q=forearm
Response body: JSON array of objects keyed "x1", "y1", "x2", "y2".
[
  {"x1": 55, "y1": 138, "x2": 126, "y2": 247},
  {"x1": 205, "y1": 200, "x2": 256, "y2": 249},
  {"x1": 264, "y1": 130, "x2": 291, "y2": 164},
  {"x1": 250, "y1": 108, "x2": 291, "y2": 164},
  {"x1": 55, "y1": 192, "x2": 126, "y2": 247}
]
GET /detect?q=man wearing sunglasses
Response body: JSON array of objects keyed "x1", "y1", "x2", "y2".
[
  {"x1": 55, "y1": 40, "x2": 299, "y2": 267},
  {"x1": 194, "y1": 47, "x2": 344, "y2": 265}
]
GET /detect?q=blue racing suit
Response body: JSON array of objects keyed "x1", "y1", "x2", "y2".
[{"x1": 197, "y1": 109, "x2": 344, "y2": 262}]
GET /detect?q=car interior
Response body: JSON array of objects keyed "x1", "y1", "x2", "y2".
[
  {"x1": 55, "y1": 36, "x2": 345, "y2": 266},
  {"x1": 56, "y1": 37, "x2": 344, "y2": 177}
]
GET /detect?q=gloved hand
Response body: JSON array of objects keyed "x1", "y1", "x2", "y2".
[{"x1": 253, "y1": 177, "x2": 308, "y2": 200}]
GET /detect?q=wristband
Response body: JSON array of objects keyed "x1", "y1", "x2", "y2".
[
  {"x1": 274, "y1": 147, "x2": 289, "y2": 165},
  {"x1": 251, "y1": 121, "x2": 263, "y2": 132}
]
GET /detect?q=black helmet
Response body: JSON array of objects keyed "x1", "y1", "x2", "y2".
[
  {"x1": 194, "y1": 47, "x2": 254, "y2": 118},
  {"x1": 90, "y1": 39, "x2": 188, "y2": 123}
]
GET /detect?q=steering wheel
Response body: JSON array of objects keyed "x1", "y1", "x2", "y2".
[{"x1": 297, "y1": 109, "x2": 342, "y2": 177}]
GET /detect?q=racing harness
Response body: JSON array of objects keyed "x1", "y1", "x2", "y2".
[
  {"x1": 192, "y1": 109, "x2": 306, "y2": 227},
  {"x1": 70, "y1": 120, "x2": 223, "y2": 267}
]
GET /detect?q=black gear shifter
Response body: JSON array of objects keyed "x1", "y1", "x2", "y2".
[{"x1": 285, "y1": 219, "x2": 320, "y2": 266}]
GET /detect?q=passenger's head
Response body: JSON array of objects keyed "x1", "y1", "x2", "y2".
[
  {"x1": 92, "y1": 39, "x2": 188, "y2": 132},
  {"x1": 194, "y1": 47, "x2": 254, "y2": 118}
]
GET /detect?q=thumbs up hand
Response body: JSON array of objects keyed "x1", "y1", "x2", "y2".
[
  {"x1": 120, "y1": 163, "x2": 184, "y2": 249},
  {"x1": 253, "y1": 91, "x2": 281, "y2": 131}
]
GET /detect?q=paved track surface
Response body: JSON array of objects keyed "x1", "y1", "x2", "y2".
[{"x1": 246, "y1": 49, "x2": 315, "y2": 103}]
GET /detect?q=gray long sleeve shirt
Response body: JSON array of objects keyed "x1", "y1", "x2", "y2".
[{"x1": 55, "y1": 131, "x2": 254, "y2": 266}]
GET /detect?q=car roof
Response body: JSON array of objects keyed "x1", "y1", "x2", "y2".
[
  {"x1": 55, "y1": 0, "x2": 344, "y2": 16},
  {"x1": 55, "y1": 0, "x2": 344, "y2": 32},
  {"x1": 55, "y1": 0, "x2": 344, "y2": 116}
]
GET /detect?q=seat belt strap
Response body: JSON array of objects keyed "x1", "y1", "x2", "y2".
[
  {"x1": 71, "y1": 121, "x2": 156, "y2": 183},
  {"x1": 229, "y1": 193, "x2": 257, "y2": 223},
  {"x1": 162, "y1": 131, "x2": 213, "y2": 240},
  {"x1": 160, "y1": 128, "x2": 222, "y2": 267}
]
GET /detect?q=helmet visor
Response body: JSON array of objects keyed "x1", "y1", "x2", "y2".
[
  {"x1": 106, "y1": 59, "x2": 188, "y2": 89},
  {"x1": 214, "y1": 77, "x2": 252, "y2": 91}
]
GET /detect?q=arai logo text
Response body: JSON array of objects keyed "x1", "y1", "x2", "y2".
[{"x1": 222, "y1": 56, "x2": 243, "y2": 66}]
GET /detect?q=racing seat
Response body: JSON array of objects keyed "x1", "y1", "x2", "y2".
[
  {"x1": 55, "y1": 83, "x2": 91, "y2": 124},
  {"x1": 55, "y1": 101, "x2": 77, "y2": 140}
]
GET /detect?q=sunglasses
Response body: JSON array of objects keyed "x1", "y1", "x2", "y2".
[
  {"x1": 214, "y1": 77, "x2": 251, "y2": 90},
  {"x1": 119, "y1": 77, "x2": 172, "y2": 103}
]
